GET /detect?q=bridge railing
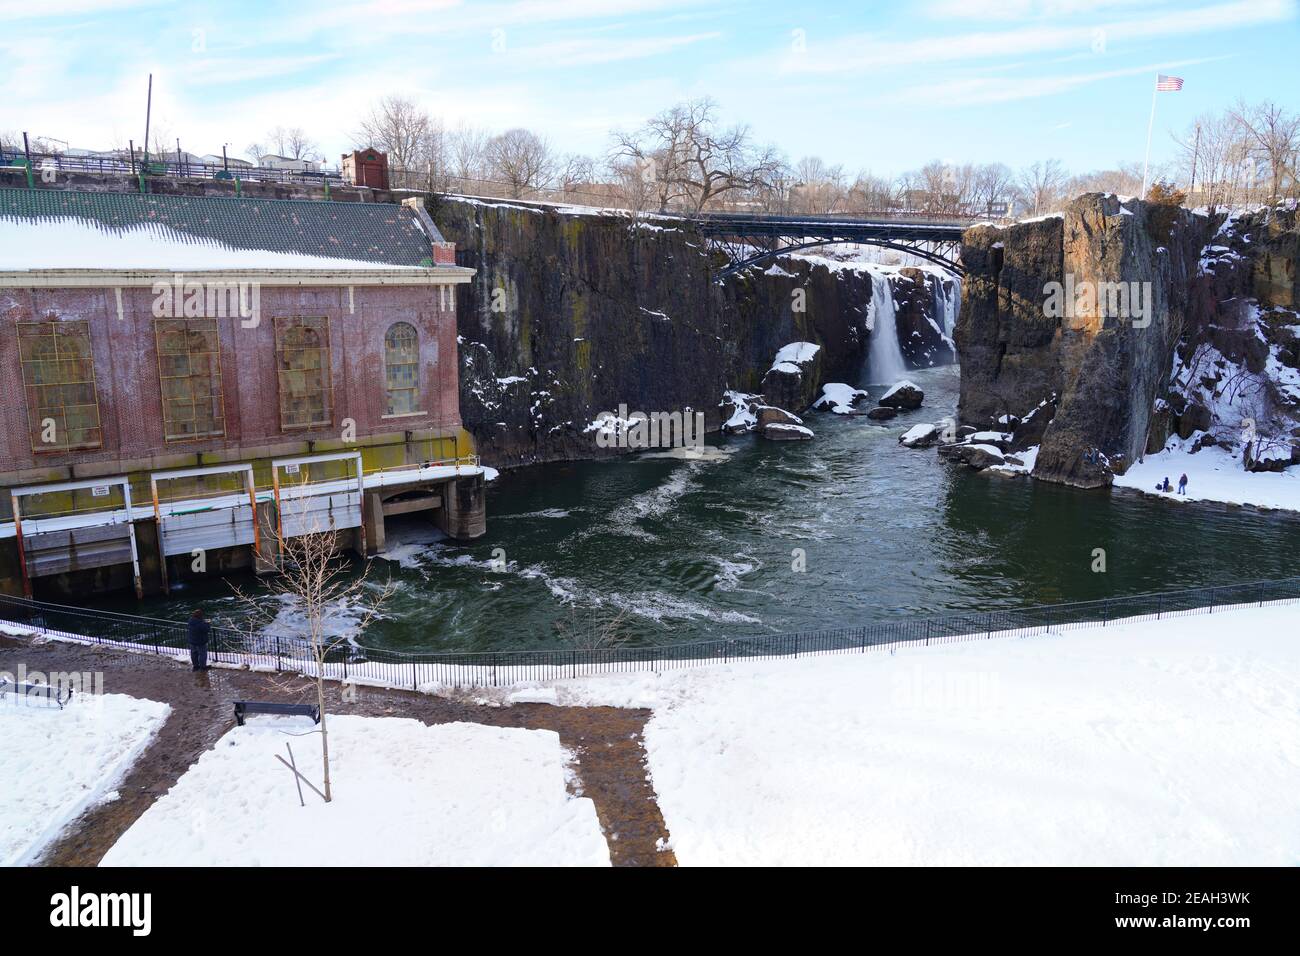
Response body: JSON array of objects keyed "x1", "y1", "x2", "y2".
[{"x1": 1, "y1": 576, "x2": 1297, "y2": 690}]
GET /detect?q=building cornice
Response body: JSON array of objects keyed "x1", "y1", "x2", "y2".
[{"x1": 0, "y1": 267, "x2": 475, "y2": 289}]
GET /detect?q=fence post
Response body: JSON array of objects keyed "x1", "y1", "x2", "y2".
[
  {"x1": 275, "y1": 636, "x2": 282, "y2": 672},
  {"x1": 1156, "y1": 593, "x2": 1163, "y2": 620},
  {"x1": 1209, "y1": 587, "x2": 1215, "y2": 614},
  {"x1": 1258, "y1": 582, "x2": 1265, "y2": 607},
  {"x1": 924, "y1": 619, "x2": 931, "y2": 647}
]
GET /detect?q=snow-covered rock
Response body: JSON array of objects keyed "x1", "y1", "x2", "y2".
[
  {"x1": 878, "y1": 380, "x2": 924, "y2": 410},
  {"x1": 899, "y1": 423, "x2": 941, "y2": 448},
  {"x1": 761, "y1": 422, "x2": 815, "y2": 441},
  {"x1": 811, "y1": 383, "x2": 869, "y2": 415}
]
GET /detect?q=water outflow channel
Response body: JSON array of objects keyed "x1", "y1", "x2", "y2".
[{"x1": 121, "y1": 365, "x2": 1300, "y2": 654}]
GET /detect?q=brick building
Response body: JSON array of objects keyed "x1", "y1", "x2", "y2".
[{"x1": 0, "y1": 187, "x2": 484, "y2": 598}]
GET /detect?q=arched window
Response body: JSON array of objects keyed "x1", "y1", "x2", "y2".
[{"x1": 384, "y1": 322, "x2": 419, "y2": 415}]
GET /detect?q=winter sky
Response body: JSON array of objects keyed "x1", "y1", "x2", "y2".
[{"x1": 2, "y1": 0, "x2": 1297, "y2": 176}]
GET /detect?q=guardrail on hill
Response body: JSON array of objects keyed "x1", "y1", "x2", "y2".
[{"x1": 2, "y1": 577, "x2": 1297, "y2": 690}]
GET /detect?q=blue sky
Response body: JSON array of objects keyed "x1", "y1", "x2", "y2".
[{"x1": 2, "y1": 0, "x2": 1297, "y2": 176}]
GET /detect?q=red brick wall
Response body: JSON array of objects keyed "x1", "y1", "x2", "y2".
[{"x1": 0, "y1": 281, "x2": 463, "y2": 480}]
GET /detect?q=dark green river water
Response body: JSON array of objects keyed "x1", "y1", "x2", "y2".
[{"x1": 129, "y1": 365, "x2": 1300, "y2": 652}]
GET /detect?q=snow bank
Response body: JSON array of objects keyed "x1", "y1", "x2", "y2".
[
  {"x1": 1115, "y1": 436, "x2": 1300, "y2": 512},
  {"x1": 542, "y1": 603, "x2": 1300, "y2": 865},
  {"x1": 101, "y1": 715, "x2": 609, "y2": 866},
  {"x1": 0, "y1": 218, "x2": 425, "y2": 271},
  {"x1": 1, "y1": 692, "x2": 170, "y2": 866}
]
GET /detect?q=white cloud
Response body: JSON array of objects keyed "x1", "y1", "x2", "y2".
[{"x1": 781, "y1": 0, "x2": 1296, "y2": 74}]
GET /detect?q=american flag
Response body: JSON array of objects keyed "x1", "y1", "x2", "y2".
[{"x1": 1156, "y1": 74, "x2": 1184, "y2": 91}]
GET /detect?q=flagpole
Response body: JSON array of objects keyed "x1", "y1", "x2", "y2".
[{"x1": 1141, "y1": 74, "x2": 1158, "y2": 199}]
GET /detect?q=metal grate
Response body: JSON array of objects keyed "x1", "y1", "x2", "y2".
[
  {"x1": 155, "y1": 318, "x2": 225, "y2": 441},
  {"x1": 17, "y1": 319, "x2": 103, "y2": 452},
  {"x1": 274, "y1": 316, "x2": 333, "y2": 429}
]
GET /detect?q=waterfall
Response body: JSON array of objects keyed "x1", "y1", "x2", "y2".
[
  {"x1": 938, "y1": 276, "x2": 962, "y2": 338},
  {"x1": 865, "y1": 270, "x2": 908, "y2": 385}
]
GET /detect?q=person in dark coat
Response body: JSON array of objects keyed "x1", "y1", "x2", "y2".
[
  {"x1": 1178, "y1": 473, "x2": 1188, "y2": 495},
  {"x1": 187, "y1": 608, "x2": 211, "y2": 672}
]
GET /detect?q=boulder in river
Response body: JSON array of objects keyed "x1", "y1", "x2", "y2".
[
  {"x1": 811, "y1": 382, "x2": 870, "y2": 415},
  {"x1": 937, "y1": 442, "x2": 1006, "y2": 470},
  {"x1": 761, "y1": 421, "x2": 815, "y2": 441},
  {"x1": 878, "y1": 380, "x2": 924, "y2": 410},
  {"x1": 899, "y1": 423, "x2": 941, "y2": 448},
  {"x1": 761, "y1": 342, "x2": 822, "y2": 412},
  {"x1": 866, "y1": 406, "x2": 898, "y2": 421},
  {"x1": 756, "y1": 406, "x2": 804, "y2": 429}
]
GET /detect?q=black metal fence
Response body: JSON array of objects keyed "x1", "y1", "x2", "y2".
[{"x1": 2, "y1": 577, "x2": 1298, "y2": 690}]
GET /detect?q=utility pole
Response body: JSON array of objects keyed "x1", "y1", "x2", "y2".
[{"x1": 142, "y1": 73, "x2": 153, "y2": 170}]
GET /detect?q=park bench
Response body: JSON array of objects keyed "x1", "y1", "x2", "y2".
[
  {"x1": 0, "y1": 679, "x2": 73, "y2": 709},
  {"x1": 233, "y1": 700, "x2": 320, "y2": 726}
]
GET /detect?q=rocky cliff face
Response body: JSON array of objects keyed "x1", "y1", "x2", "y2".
[
  {"x1": 954, "y1": 193, "x2": 1300, "y2": 487},
  {"x1": 433, "y1": 197, "x2": 957, "y2": 468}
]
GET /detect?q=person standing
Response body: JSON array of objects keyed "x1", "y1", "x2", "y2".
[
  {"x1": 187, "y1": 608, "x2": 211, "y2": 672},
  {"x1": 1178, "y1": 473, "x2": 1188, "y2": 495}
]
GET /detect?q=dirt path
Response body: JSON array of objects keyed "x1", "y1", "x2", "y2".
[{"x1": 1, "y1": 635, "x2": 675, "y2": 867}]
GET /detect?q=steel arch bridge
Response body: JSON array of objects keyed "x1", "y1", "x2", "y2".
[{"x1": 691, "y1": 212, "x2": 970, "y2": 278}]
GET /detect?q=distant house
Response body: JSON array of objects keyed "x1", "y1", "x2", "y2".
[
  {"x1": 200, "y1": 154, "x2": 253, "y2": 170},
  {"x1": 258, "y1": 154, "x2": 321, "y2": 173}
]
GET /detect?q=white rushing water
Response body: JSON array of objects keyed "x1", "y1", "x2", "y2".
[
  {"x1": 865, "y1": 270, "x2": 909, "y2": 385},
  {"x1": 938, "y1": 276, "x2": 961, "y2": 338}
]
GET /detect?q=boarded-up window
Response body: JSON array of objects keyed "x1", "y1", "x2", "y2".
[
  {"x1": 155, "y1": 318, "x2": 225, "y2": 441},
  {"x1": 274, "y1": 316, "x2": 332, "y2": 429},
  {"x1": 384, "y1": 321, "x2": 419, "y2": 415},
  {"x1": 18, "y1": 319, "x2": 102, "y2": 452}
]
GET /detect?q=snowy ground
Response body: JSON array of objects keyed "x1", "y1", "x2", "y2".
[
  {"x1": 533, "y1": 603, "x2": 1300, "y2": 866},
  {"x1": 101, "y1": 715, "x2": 609, "y2": 866},
  {"x1": 0, "y1": 691, "x2": 170, "y2": 866},
  {"x1": 1115, "y1": 437, "x2": 1300, "y2": 513}
]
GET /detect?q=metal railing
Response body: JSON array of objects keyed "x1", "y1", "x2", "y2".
[
  {"x1": 1, "y1": 576, "x2": 1297, "y2": 691},
  {"x1": 0, "y1": 148, "x2": 345, "y2": 187}
]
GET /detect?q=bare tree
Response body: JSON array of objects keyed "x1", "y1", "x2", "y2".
[
  {"x1": 557, "y1": 153, "x2": 598, "y2": 195},
  {"x1": 1015, "y1": 159, "x2": 1068, "y2": 216},
  {"x1": 789, "y1": 156, "x2": 848, "y2": 214},
  {"x1": 230, "y1": 482, "x2": 393, "y2": 803},
  {"x1": 608, "y1": 154, "x2": 658, "y2": 213},
  {"x1": 484, "y1": 128, "x2": 556, "y2": 198},
  {"x1": 845, "y1": 171, "x2": 898, "y2": 214},
  {"x1": 611, "y1": 98, "x2": 783, "y2": 213},
  {"x1": 1229, "y1": 100, "x2": 1299, "y2": 205},
  {"x1": 971, "y1": 162, "x2": 1015, "y2": 214},
  {"x1": 552, "y1": 605, "x2": 632, "y2": 652},
  {"x1": 1081, "y1": 164, "x2": 1143, "y2": 198},
  {"x1": 354, "y1": 94, "x2": 439, "y2": 180},
  {"x1": 269, "y1": 126, "x2": 322, "y2": 162},
  {"x1": 448, "y1": 123, "x2": 489, "y2": 181}
]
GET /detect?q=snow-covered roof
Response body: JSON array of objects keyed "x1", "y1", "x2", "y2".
[{"x1": 0, "y1": 187, "x2": 442, "y2": 271}]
